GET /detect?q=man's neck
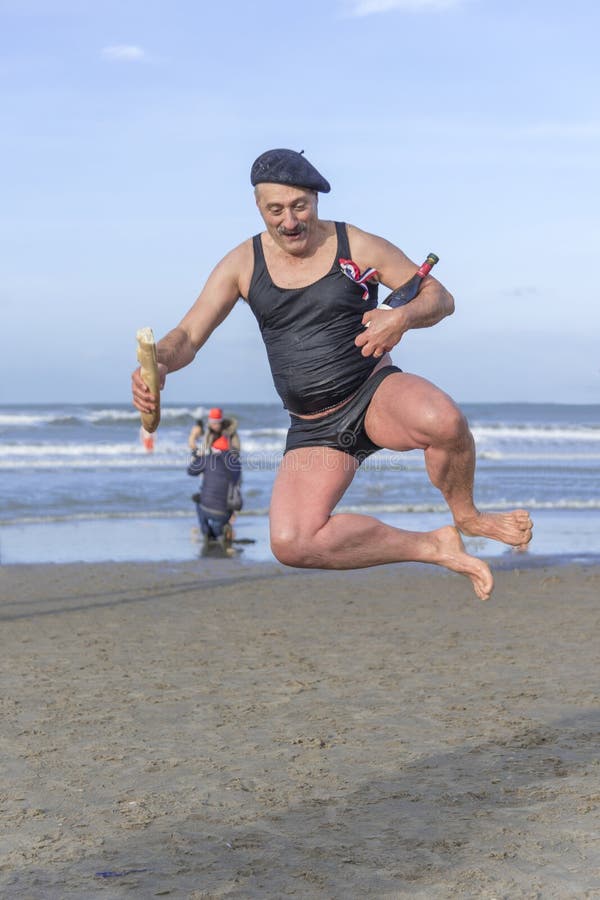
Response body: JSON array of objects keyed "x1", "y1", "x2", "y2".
[{"x1": 266, "y1": 219, "x2": 332, "y2": 262}]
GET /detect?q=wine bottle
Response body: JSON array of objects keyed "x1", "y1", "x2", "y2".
[{"x1": 380, "y1": 253, "x2": 439, "y2": 310}]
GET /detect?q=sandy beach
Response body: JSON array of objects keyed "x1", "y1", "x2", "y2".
[{"x1": 2, "y1": 559, "x2": 600, "y2": 898}]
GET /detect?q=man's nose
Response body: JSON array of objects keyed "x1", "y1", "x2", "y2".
[{"x1": 281, "y1": 208, "x2": 298, "y2": 228}]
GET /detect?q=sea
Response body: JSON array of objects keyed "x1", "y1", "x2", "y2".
[{"x1": 1, "y1": 401, "x2": 600, "y2": 568}]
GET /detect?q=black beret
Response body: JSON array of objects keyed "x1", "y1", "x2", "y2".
[{"x1": 250, "y1": 148, "x2": 331, "y2": 193}]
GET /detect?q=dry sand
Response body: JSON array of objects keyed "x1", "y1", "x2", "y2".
[{"x1": 1, "y1": 559, "x2": 600, "y2": 898}]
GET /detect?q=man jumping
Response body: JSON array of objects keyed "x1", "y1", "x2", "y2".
[{"x1": 132, "y1": 148, "x2": 532, "y2": 599}]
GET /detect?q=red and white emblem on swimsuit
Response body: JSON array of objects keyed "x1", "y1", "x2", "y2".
[{"x1": 339, "y1": 258, "x2": 378, "y2": 300}]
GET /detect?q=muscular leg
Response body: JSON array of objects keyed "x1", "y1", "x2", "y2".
[
  {"x1": 270, "y1": 446, "x2": 494, "y2": 600},
  {"x1": 364, "y1": 373, "x2": 533, "y2": 549}
]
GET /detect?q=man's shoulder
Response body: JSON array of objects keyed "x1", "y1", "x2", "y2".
[
  {"x1": 346, "y1": 223, "x2": 383, "y2": 246},
  {"x1": 221, "y1": 237, "x2": 255, "y2": 272},
  {"x1": 209, "y1": 238, "x2": 255, "y2": 299},
  {"x1": 346, "y1": 224, "x2": 402, "y2": 258}
]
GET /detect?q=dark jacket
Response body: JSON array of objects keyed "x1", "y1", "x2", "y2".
[{"x1": 187, "y1": 450, "x2": 242, "y2": 516}]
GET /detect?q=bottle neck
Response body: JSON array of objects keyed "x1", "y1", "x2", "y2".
[{"x1": 417, "y1": 253, "x2": 439, "y2": 278}]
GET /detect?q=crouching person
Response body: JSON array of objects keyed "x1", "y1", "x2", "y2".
[{"x1": 188, "y1": 435, "x2": 243, "y2": 550}]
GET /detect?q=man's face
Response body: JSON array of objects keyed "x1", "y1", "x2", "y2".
[
  {"x1": 208, "y1": 419, "x2": 223, "y2": 433},
  {"x1": 255, "y1": 184, "x2": 319, "y2": 255}
]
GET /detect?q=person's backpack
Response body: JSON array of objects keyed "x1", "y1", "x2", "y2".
[{"x1": 226, "y1": 481, "x2": 243, "y2": 512}]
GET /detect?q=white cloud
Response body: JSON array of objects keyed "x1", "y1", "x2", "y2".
[
  {"x1": 101, "y1": 45, "x2": 146, "y2": 62},
  {"x1": 344, "y1": 0, "x2": 465, "y2": 16}
]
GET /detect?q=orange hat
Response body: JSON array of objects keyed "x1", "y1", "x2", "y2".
[
  {"x1": 212, "y1": 435, "x2": 230, "y2": 452},
  {"x1": 208, "y1": 407, "x2": 223, "y2": 422}
]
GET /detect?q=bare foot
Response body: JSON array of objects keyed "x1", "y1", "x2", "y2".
[
  {"x1": 429, "y1": 526, "x2": 494, "y2": 600},
  {"x1": 456, "y1": 508, "x2": 533, "y2": 549}
]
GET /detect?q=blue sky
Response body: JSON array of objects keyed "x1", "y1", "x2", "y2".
[{"x1": 1, "y1": 0, "x2": 599, "y2": 405}]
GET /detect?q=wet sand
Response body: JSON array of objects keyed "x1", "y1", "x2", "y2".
[{"x1": 2, "y1": 560, "x2": 600, "y2": 898}]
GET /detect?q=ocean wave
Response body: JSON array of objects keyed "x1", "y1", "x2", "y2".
[
  {"x1": 0, "y1": 507, "x2": 273, "y2": 526},
  {"x1": 472, "y1": 424, "x2": 600, "y2": 441},
  {"x1": 2, "y1": 405, "x2": 599, "y2": 439},
  {"x1": 0, "y1": 412, "x2": 59, "y2": 427},
  {"x1": 87, "y1": 407, "x2": 204, "y2": 426},
  {"x1": 2, "y1": 445, "x2": 600, "y2": 470},
  {"x1": 338, "y1": 498, "x2": 600, "y2": 514},
  {"x1": 478, "y1": 451, "x2": 600, "y2": 461},
  {"x1": 0, "y1": 405, "x2": 201, "y2": 428},
  {"x1": 0, "y1": 458, "x2": 189, "y2": 470},
  {"x1": 3, "y1": 498, "x2": 600, "y2": 528}
]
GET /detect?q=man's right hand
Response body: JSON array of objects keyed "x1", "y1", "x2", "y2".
[{"x1": 131, "y1": 363, "x2": 168, "y2": 413}]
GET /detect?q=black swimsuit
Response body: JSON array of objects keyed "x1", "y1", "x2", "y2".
[
  {"x1": 246, "y1": 222, "x2": 401, "y2": 461},
  {"x1": 284, "y1": 364, "x2": 401, "y2": 462}
]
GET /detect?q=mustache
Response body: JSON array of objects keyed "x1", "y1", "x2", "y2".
[{"x1": 277, "y1": 223, "x2": 307, "y2": 236}]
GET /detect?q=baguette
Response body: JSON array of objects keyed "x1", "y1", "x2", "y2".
[{"x1": 136, "y1": 327, "x2": 161, "y2": 433}]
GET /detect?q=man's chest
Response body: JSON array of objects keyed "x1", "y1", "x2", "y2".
[{"x1": 263, "y1": 233, "x2": 338, "y2": 290}]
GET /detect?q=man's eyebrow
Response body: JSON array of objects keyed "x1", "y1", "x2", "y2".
[{"x1": 266, "y1": 198, "x2": 307, "y2": 209}]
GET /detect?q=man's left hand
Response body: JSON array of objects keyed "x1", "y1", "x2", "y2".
[{"x1": 355, "y1": 308, "x2": 404, "y2": 358}]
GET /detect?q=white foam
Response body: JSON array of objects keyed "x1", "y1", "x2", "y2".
[{"x1": 472, "y1": 424, "x2": 600, "y2": 442}]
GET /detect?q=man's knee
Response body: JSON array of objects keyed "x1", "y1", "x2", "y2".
[
  {"x1": 270, "y1": 525, "x2": 318, "y2": 568},
  {"x1": 425, "y1": 397, "x2": 469, "y2": 446}
]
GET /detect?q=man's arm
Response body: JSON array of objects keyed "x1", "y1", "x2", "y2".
[
  {"x1": 348, "y1": 226, "x2": 455, "y2": 359},
  {"x1": 132, "y1": 241, "x2": 252, "y2": 414}
]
